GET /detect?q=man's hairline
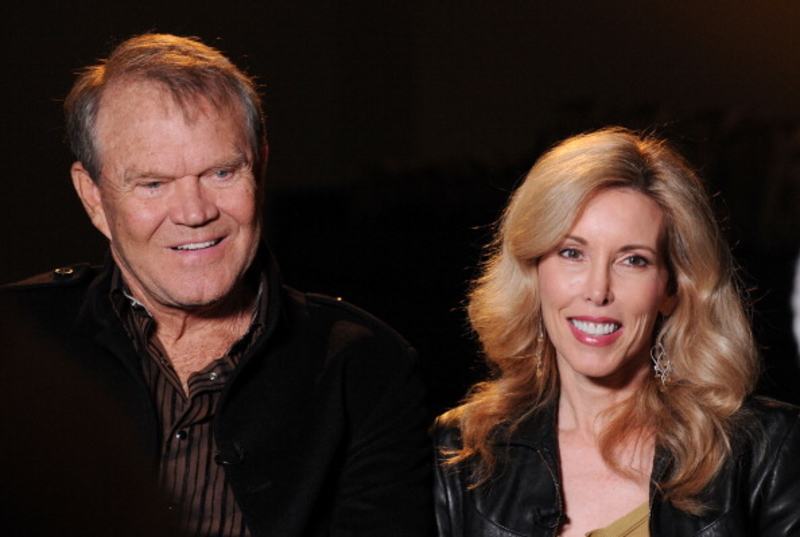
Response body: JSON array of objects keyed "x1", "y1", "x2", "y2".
[{"x1": 86, "y1": 77, "x2": 256, "y2": 185}]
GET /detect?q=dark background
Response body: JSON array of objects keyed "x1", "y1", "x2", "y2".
[{"x1": 3, "y1": 1, "x2": 799, "y2": 413}]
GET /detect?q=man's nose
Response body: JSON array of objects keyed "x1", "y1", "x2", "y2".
[{"x1": 169, "y1": 176, "x2": 220, "y2": 226}]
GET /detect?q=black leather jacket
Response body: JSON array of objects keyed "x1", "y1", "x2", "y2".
[{"x1": 433, "y1": 398, "x2": 800, "y2": 536}]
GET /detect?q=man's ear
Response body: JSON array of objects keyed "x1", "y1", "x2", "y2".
[
  {"x1": 71, "y1": 162, "x2": 111, "y2": 239},
  {"x1": 256, "y1": 143, "x2": 269, "y2": 184},
  {"x1": 255, "y1": 143, "x2": 269, "y2": 206}
]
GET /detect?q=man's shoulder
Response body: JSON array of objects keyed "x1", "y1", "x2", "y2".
[
  {"x1": 1, "y1": 263, "x2": 98, "y2": 293},
  {"x1": 0, "y1": 263, "x2": 100, "y2": 327},
  {"x1": 284, "y1": 287, "x2": 413, "y2": 350}
]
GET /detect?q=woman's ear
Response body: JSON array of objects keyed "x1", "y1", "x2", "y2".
[{"x1": 660, "y1": 292, "x2": 677, "y2": 317}]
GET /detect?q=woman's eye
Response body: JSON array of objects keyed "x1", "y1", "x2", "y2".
[
  {"x1": 623, "y1": 255, "x2": 650, "y2": 267},
  {"x1": 559, "y1": 248, "x2": 582, "y2": 260}
]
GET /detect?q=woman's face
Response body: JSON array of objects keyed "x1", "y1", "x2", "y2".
[{"x1": 537, "y1": 188, "x2": 674, "y2": 388}]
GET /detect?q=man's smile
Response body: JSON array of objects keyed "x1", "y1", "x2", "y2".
[{"x1": 171, "y1": 238, "x2": 223, "y2": 251}]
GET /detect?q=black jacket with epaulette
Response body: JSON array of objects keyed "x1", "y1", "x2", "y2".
[{"x1": 0, "y1": 248, "x2": 434, "y2": 536}]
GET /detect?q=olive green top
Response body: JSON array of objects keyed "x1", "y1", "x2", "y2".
[{"x1": 586, "y1": 502, "x2": 649, "y2": 537}]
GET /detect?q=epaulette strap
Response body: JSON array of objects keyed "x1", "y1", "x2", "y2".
[{"x1": 2, "y1": 263, "x2": 95, "y2": 290}]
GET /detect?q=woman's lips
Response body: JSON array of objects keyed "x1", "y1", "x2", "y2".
[{"x1": 568, "y1": 317, "x2": 622, "y2": 346}]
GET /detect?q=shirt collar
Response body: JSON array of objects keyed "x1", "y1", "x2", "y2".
[{"x1": 107, "y1": 262, "x2": 269, "y2": 348}]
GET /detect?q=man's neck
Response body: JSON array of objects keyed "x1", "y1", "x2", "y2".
[{"x1": 129, "y1": 279, "x2": 258, "y2": 391}]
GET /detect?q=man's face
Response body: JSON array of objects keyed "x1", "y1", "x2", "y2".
[{"x1": 72, "y1": 81, "x2": 261, "y2": 313}]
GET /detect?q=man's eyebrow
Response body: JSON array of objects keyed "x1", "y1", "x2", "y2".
[
  {"x1": 121, "y1": 153, "x2": 251, "y2": 183},
  {"x1": 122, "y1": 169, "x2": 171, "y2": 182},
  {"x1": 210, "y1": 153, "x2": 250, "y2": 170}
]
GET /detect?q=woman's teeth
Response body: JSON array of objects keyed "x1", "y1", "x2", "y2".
[{"x1": 570, "y1": 319, "x2": 620, "y2": 336}]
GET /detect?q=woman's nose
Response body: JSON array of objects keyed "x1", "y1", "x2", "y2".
[{"x1": 584, "y1": 263, "x2": 614, "y2": 306}]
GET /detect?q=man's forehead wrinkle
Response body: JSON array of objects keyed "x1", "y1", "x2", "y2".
[
  {"x1": 123, "y1": 76, "x2": 238, "y2": 127},
  {"x1": 99, "y1": 78, "x2": 213, "y2": 125},
  {"x1": 93, "y1": 79, "x2": 252, "y2": 185},
  {"x1": 93, "y1": 80, "x2": 169, "y2": 165}
]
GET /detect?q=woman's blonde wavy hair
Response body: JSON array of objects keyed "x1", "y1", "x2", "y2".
[{"x1": 442, "y1": 127, "x2": 760, "y2": 514}]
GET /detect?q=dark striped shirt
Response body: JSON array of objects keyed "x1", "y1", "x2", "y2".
[{"x1": 111, "y1": 270, "x2": 266, "y2": 536}]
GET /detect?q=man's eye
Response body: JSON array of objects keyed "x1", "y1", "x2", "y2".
[
  {"x1": 144, "y1": 181, "x2": 162, "y2": 190},
  {"x1": 214, "y1": 169, "x2": 232, "y2": 179}
]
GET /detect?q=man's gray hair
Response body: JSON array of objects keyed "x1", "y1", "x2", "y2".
[{"x1": 65, "y1": 33, "x2": 266, "y2": 182}]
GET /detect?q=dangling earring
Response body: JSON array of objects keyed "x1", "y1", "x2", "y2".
[
  {"x1": 534, "y1": 322, "x2": 544, "y2": 378},
  {"x1": 650, "y1": 337, "x2": 671, "y2": 387}
]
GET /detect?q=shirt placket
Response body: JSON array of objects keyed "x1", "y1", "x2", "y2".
[{"x1": 159, "y1": 358, "x2": 232, "y2": 483}]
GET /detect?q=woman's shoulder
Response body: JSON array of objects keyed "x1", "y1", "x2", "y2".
[
  {"x1": 744, "y1": 396, "x2": 800, "y2": 429},
  {"x1": 722, "y1": 397, "x2": 800, "y2": 533},
  {"x1": 432, "y1": 403, "x2": 556, "y2": 451},
  {"x1": 432, "y1": 408, "x2": 465, "y2": 450},
  {"x1": 737, "y1": 396, "x2": 800, "y2": 459}
]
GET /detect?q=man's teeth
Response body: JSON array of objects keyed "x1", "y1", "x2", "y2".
[
  {"x1": 570, "y1": 319, "x2": 619, "y2": 336},
  {"x1": 174, "y1": 239, "x2": 219, "y2": 251}
]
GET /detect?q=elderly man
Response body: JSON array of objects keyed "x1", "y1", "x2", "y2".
[{"x1": 0, "y1": 34, "x2": 432, "y2": 536}]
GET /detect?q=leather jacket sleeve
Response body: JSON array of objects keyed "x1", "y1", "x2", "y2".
[
  {"x1": 748, "y1": 399, "x2": 800, "y2": 536},
  {"x1": 433, "y1": 421, "x2": 460, "y2": 537}
]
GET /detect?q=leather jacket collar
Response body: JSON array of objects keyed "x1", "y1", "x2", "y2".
[{"x1": 435, "y1": 398, "x2": 800, "y2": 536}]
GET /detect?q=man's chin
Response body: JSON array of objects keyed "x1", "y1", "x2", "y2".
[
  {"x1": 162, "y1": 281, "x2": 256, "y2": 317},
  {"x1": 167, "y1": 292, "x2": 227, "y2": 310},
  {"x1": 144, "y1": 287, "x2": 232, "y2": 316}
]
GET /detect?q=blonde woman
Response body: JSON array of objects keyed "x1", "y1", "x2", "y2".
[{"x1": 434, "y1": 127, "x2": 800, "y2": 536}]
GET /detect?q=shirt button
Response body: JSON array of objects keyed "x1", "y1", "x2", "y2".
[
  {"x1": 175, "y1": 430, "x2": 188, "y2": 440},
  {"x1": 209, "y1": 372, "x2": 219, "y2": 381}
]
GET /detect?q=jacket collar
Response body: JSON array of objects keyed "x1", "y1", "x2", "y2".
[
  {"x1": 475, "y1": 399, "x2": 565, "y2": 532},
  {"x1": 75, "y1": 241, "x2": 286, "y2": 370},
  {"x1": 80, "y1": 241, "x2": 281, "y2": 320},
  {"x1": 497, "y1": 396, "x2": 673, "y2": 502},
  {"x1": 506, "y1": 399, "x2": 559, "y2": 447}
]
